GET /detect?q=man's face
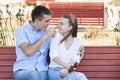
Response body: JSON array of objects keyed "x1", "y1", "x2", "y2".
[{"x1": 38, "y1": 14, "x2": 51, "y2": 31}]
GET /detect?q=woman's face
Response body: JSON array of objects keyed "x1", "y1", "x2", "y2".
[{"x1": 58, "y1": 17, "x2": 72, "y2": 35}]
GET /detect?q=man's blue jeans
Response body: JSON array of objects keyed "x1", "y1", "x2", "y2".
[{"x1": 14, "y1": 69, "x2": 48, "y2": 80}]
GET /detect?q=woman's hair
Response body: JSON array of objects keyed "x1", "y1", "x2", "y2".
[
  {"x1": 31, "y1": 5, "x2": 52, "y2": 22},
  {"x1": 60, "y1": 14, "x2": 78, "y2": 43}
]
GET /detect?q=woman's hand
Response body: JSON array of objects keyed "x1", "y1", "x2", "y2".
[{"x1": 60, "y1": 69, "x2": 68, "y2": 78}]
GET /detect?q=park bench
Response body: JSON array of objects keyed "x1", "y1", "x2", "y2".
[
  {"x1": 0, "y1": 46, "x2": 120, "y2": 80},
  {"x1": 48, "y1": 2, "x2": 104, "y2": 26}
]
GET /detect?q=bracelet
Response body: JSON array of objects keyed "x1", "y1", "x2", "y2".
[
  {"x1": 73, "y1": 63, "x2": 77, "y2": 67},
  {"x1": 71, "y1": 62, "x2": 77, "y2": 67},
  {"x1": 68, "y1": 63, "x2": 78, "y2": 73},
  {"x1": 68, "y1": 65, "x2": 73, "y2": 73}
]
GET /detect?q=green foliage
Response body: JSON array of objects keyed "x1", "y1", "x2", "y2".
[
  {"x1": 0, "y1": 10, "x2": 3, "y2": 27},
  {"x1": 114, "y1": 20, "x2": 120, "y2": 32},
  {"x1": 16, "y1": 5, "x2": 25, "y2": 26},
  {"x1": 114, "y1": 20, "x2": 120, "y2": 45}
]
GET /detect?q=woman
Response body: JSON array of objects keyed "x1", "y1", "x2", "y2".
[{"x1": 48, "y1": 14, "x2": 87, "y2": 80}]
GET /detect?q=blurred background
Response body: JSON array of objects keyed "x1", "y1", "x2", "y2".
[{"x1": 0, "y1": 0, "x2": 120, "y2": 46}]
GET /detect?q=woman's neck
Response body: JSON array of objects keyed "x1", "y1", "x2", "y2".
[
  {"x1": 64, "y1": 35, "x2": 73, "y2": 42},
  {"x1": 64, "y1": 35, "x2": 74, "y2": 50}
]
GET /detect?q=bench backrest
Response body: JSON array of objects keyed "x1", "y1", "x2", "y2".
[
  {"x1": 0, "y1": 46, "x2": 120, "y2": 80},
  {"x1": 48, "y1": 2, "x2": 104, "y2": 26}
]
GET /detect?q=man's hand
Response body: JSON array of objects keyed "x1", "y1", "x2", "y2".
[{"x1": 46, "y1": 27, "x2": 56, "y2": 38}]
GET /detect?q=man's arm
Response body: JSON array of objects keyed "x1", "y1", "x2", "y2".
[{"x1": 20, "y1": 28, "x2": 56, "y2": 57}]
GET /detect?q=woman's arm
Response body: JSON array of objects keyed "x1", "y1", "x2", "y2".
[
  {"x1": 53, "y1": 57, "x2": 71, "y2": 70},
  {"x1": 79, "y1": 45, "x2": 84, "y2": 60},
  {"x1": 70, "y1": 45, "x2": 84, "y2": 71}
]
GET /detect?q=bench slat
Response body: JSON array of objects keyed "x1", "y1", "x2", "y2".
[
  {"x1": 0, "y1": 55, "x2": 16, "y2": 60},
  {"x1": 83, "y1": 72, "x2": 120, "y2": 78},
  {"x1": 0, "y1": 78, "x2": 14, "y2": 80},
  {"x1": 0, "y1": 73, "x2": 13, "y2": 78},
  {"x1": 88, "y1": 78, "x2": 120, "y2": 80},
  {"x1": 0, "y1": 61, "x2": 15, "y2": 66},
  {"x1": 84, "y1": 54, "x2": 120, "y2": 60},
  {"x1": 84, "y1": 46, "x2": 120, "y2": 54},
  {"x1": 1, "y1": 66, "x2": 120, "y2": 72},
  {"x1": 77, "y1": 66, "x2": 120, "y2": 72},
  {"x1": 80, "y1": 60, "x2": 120, "y2": 66}
]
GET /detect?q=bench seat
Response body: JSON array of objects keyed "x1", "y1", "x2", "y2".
[{"x1": 0, "y1": 46, "x2": 120, "y2": 80}]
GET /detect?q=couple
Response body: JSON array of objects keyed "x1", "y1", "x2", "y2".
[{"x1": 13, "y1": 5, "x2": 88, "y2": 80}]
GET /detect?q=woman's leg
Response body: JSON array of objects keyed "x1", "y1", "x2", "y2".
[
  {"x1": 38, "y1": 71, "x2": 48, "y2": 80},
  {"x1": 64, "y1": 72, "x2": 88, "y2": 80},
  {"x1": 48, "y1": 67, "x2": 63, "y2": 80},
  {"x1": 48, "y1": 67, "x2": 87, "y2": 80}
]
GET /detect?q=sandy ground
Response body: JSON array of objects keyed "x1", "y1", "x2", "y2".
[{"x1": 77, "y1": 30, "x2": 117, "y2": 46}]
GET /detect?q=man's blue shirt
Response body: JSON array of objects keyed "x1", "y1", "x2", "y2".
[{"x1": 13, "y1": 21, "x2": 50, "y2": 72}]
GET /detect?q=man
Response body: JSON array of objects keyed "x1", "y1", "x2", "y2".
[{"x1": 13, "y1": 5, "x2": 55, "y2": 80}]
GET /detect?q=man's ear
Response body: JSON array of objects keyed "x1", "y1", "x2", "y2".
[{"x1": 35, "y1": 19, "x2": 40, "y2": 23}]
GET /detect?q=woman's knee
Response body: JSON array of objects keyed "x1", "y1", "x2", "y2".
[
  {"x1": 76, "y1": 72, "x2": 88, "y2": 80},
  {"x1": 38, "y1": 71, "x2": 48, "y2": 80}
]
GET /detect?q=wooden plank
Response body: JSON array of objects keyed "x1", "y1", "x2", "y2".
[
  {"x1": 50, "y1": 17, "x2": 103, "y2": 26},
  {"x1": 0, "y1": 73, "x2": 13, "y2": 78},
  {"x1": 1, "y1": 46, "x2": 119, "y2": 54},
  {"x1": 48, "y1": 2, "x2": 104, "y2": 7},
  {"x1": 51, "y1": 8, "x2": 104, "y2": 11},
  {"x1": 84, "y1": 54, "x2": 120, "y2": 60},
  {"x1": 0, "y1": 78, "x2": 14, "y2": 80},
  {"x1": 77, "y1": 66, "x2": 120, "y2": 72},
  {"x1": 82, "y1": 72, "x2": 120, "y2": 78},
  {"x1": 51, "y1": 13, "x2": 103, "y2": 18},
  {"x1": 88, "y1": 78, "x2": 120, "y2": 80},
  {"x1": 0, "y1": 61, "x2": 15, "y2": 66},
  {"x1": 0, "y1": 47, "x2": 15, "y2": 54},
  {"x1": 0, "y1": 67, "x2": 13, "y2": 72},
  {"x1": 84, "y1": 46, "x2": 120, "y2": 54},
  {"x1": 80, "y1": 60, "x2": 120, "y2": 66},
  {"x1": 0, "y1": 55, "x2": 16, "y2": 60},
  {"x1": 1, "y1": 66, "x2": 120, "y2": 72}
]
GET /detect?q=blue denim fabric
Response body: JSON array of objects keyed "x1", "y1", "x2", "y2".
[
  {"x1": 14, "y1": 69, "x2": 48, "y2": 80},
  {"x1": 48, "y1": 67, "x2": 88, "y2": 80}
]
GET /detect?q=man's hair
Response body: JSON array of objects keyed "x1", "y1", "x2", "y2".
[{"x1": 31, "y1": 5, "x2": 52, "y2": 22}]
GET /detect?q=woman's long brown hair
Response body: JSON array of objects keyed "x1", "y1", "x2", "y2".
[{"x1": 60, "y1": 14, "x2": 78, "y2": 43}]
